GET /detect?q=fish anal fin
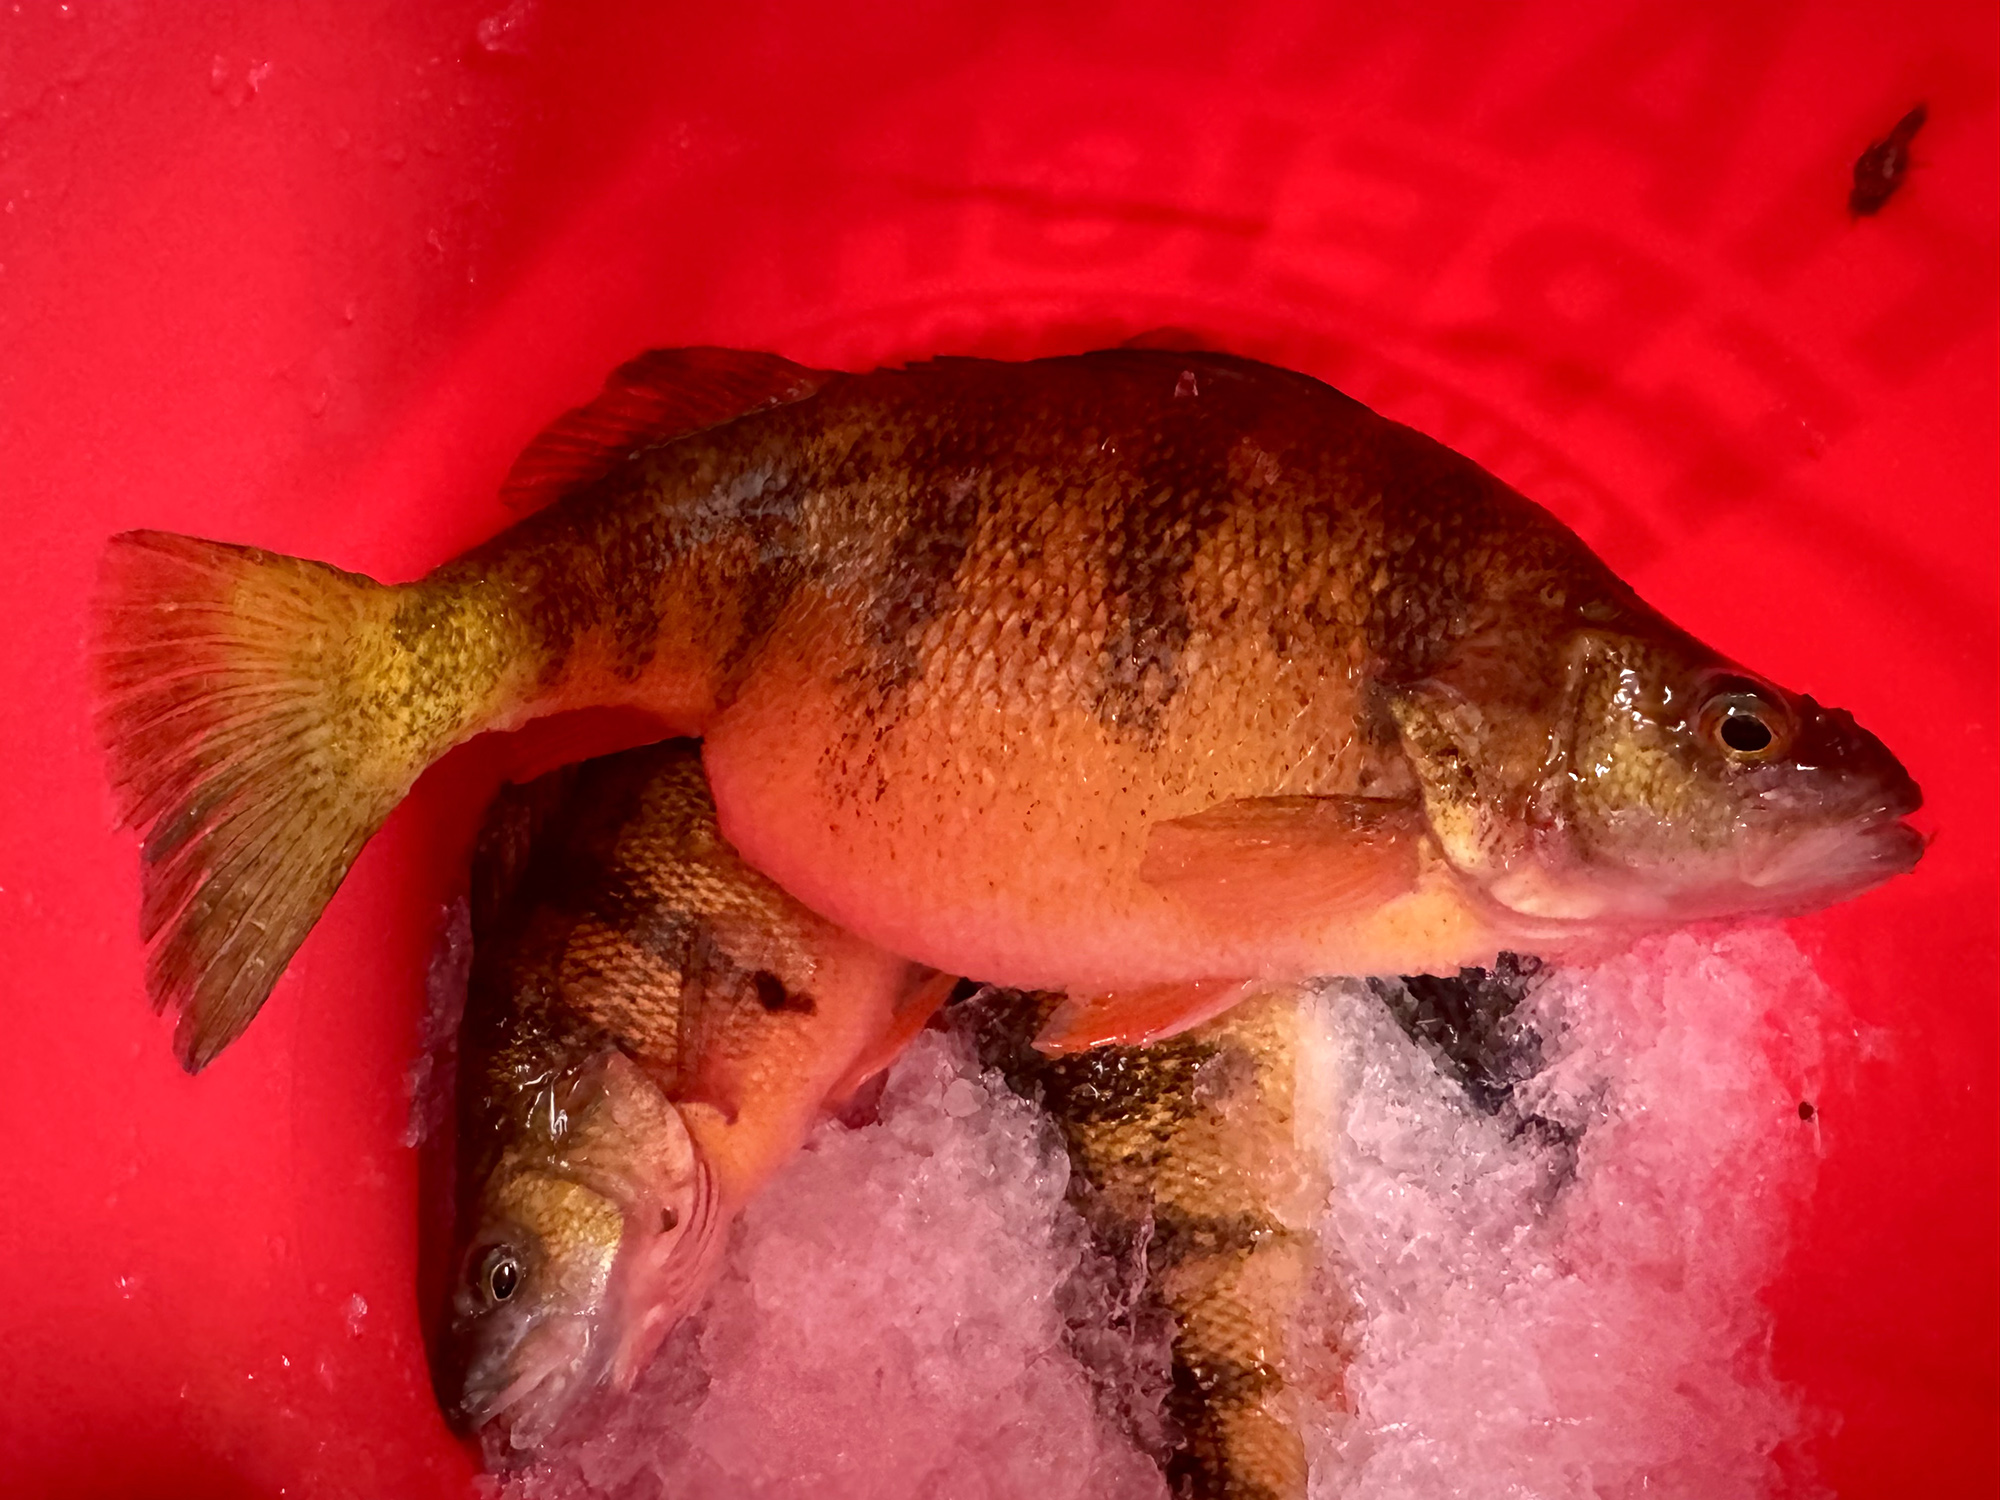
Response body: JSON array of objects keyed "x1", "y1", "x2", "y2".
[
  {"x1": 1139, "y1": 795, "x2": 1426, "y2": 926},
  {"x1": 825, "y1": 969, "x2": 959, "y2": 1107},
  {"x1": 1032, "y1": 978, "x2": 1260, "y2": 1056},
  {"x1": 499, "y1": 348, "x2": 832, "y2": 513}
]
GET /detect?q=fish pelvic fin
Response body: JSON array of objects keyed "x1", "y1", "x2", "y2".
[
  {"x1": 824, "y1": 968, "x2": 959, "y2": 1106},
  {"x1": 93, "y1": 531, "x2": 492, "y2": 1071},
  {"x1": 1032, "y1": 978, "x2": 1264, "y2": 1056}
]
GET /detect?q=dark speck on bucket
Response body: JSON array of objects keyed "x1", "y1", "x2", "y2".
[
  {"x1": 1798, "y1": 1100, "x2": 1817, "y2": 1122},
  {"x1": 1850, "y1": 103, "x2": 1927, "y2": 216}
]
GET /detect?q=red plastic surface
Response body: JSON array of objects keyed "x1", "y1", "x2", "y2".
[{"x1": 2, "y1": 3, "x2": 1994, "y2": 1495}]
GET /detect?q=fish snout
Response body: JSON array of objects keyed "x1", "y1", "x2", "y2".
[
  {"x1": 1793, "y1": 699, "x2": 1923, "y2": 821},
  {"x1": 447, "y1": 1313, "x2": 595, "y2": 1452}
]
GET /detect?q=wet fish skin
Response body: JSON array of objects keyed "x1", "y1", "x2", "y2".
[
  {"x1": 966, "y1": 984, "x2": 1324, "y2": 1500},
  {"x1": 439, "y1": 740, "x2": 944, "y2": 1454},
  {"x1": 93, "y1": 348, "x2": 1921, "y2": 1068}
]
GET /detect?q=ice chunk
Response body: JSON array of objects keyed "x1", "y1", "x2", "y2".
[{"x1": 475, "y1": 0, "x2": 535, "y2": 56}]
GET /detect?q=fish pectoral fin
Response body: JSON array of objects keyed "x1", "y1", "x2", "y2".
[
  {"x1": 824, "y1": 969, "x2": 959, "y2": 1107},
  {"x1": 499, "y1": 347, "x2": 833, "y2": 514},
  {"x1": 1031, "y1": 978, "x2": 1261, "y2": 1056},
  {"x1": 1137, "y1": 795, "x2": 1427, "y2": 925}
]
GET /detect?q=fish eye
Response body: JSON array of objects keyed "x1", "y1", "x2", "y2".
[
  {"x1": 1720, "y1": 711, "x2": 1772, "y2": 755},
  {"x1": 1698, "y1": 686, "x2": 1791, "y2": 762},
  {"x1": 478, "y1": 1247, "x2": 521, "y2": 1304}
]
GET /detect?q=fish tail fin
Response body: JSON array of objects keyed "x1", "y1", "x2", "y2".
[{"x1": 93, "y1": 530, "x2": 468, "y2": 1071}]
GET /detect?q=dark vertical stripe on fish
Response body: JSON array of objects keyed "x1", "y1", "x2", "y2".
[
  {"x1": 857, "y1": 394, "x2": 986, "y2": 695},
  {"x1": 1146, "y1": 1206, "x2": 1287, "y2": 1269},
  {"x1": 1091, "y1": 361, "x2": 1269, "y2": 738}
]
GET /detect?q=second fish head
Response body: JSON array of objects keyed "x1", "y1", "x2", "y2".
[{"x1": 442, "y1": 1049, "x2": 717, "y2": 1455}]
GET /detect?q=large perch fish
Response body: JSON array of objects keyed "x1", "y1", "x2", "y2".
[
  {"x1": 94, "y1": 347, "x2": 1923, "y2": 1070},
  {"x1": 438, "y1": 739, "x2": 950, "y2": 1451}
]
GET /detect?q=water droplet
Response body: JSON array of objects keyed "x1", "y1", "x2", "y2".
[
  {"x1": 345, "y1": 1292, "x2": 368, "y2": 1336},
  {"x1": 209, "y1": 56, "x2": 229, "y2": 94},
  {"x1": 246, "y1": 61, "x2": 272, "y2": 96},
  {"x1": 476, "y1": 0, "x2": 534, "y2": 56}
]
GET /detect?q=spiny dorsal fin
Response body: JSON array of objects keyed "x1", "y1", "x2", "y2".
[
  {"x1": 468, "y1": 766, "x2": 581, "y2": 944},
  {"x1": 499, "y1": 348, "x2": 833, "y2": 514},
  {"x1": 1116, "y1": 326, "x2": 1221, "y2": 351}
]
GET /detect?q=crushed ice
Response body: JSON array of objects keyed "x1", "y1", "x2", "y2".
[
  {"x1": 1306, "y1": 929, "x2": 1834, "y2": 1499},
  {"x1": 469, "y1": 928, "x2": 1837, "y2": 1499}
]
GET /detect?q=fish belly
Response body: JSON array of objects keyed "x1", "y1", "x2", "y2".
[{"x1": 702, "y1": 596, "x2": 1508, "y2": 990}]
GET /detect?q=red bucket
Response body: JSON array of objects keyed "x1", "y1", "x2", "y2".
[{"x1": 2, "y1": 3, "x2": 1992, "y2": 1495}]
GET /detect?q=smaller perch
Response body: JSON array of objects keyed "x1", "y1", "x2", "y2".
[{"x1": 438, "y1": 740, "x2": 952, "y2": 1455}]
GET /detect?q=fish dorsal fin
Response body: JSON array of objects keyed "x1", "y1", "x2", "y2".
[
  {"x1": 500, "y1": 348, "x2": 834, "y2": 514},
  {"x1": 469, "y1": 765, "x2": 581, "y2": 942},
  {"x1": 1117, "y1": 326, "x2": 1221, "y2": 351}
]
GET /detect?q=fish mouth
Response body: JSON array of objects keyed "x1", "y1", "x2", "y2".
[
  {"x1": 1859, "y1": 814, "x2": 1927, "y2": 876},
  {"x1": 1740, "y1": 811, "x2": 1927, "y2": 908},
  {"x1": 455, "y1": 1317, "x2": 593, "y2": 1455}
]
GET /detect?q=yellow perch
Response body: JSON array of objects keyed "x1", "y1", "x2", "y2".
[
  {"x1": 94, "y1": 348, "x2": 1922, "y2": 1069},
  {"x1": 437, "y1": 738, "x2": 950, "y2": 1451},
  {"x1": 970, "y1": 985, "x2": 1325, "y2": 1500}
]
